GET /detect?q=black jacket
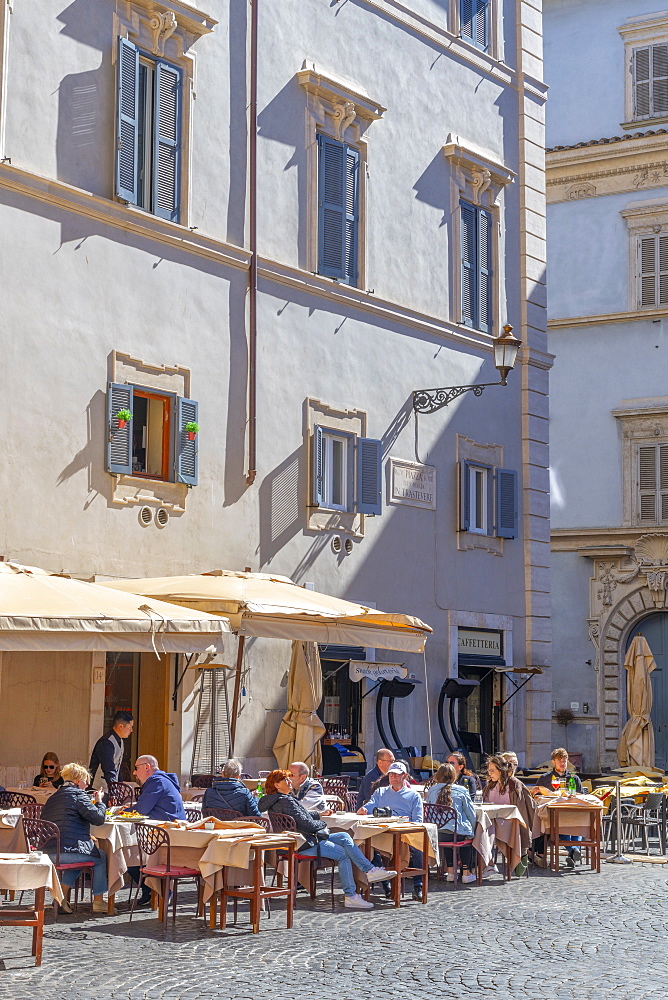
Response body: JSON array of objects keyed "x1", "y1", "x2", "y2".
[
  {"x1": 456, "y1": 773, "x2": 479, "y2": 797},
  {"x1": 41, "y1": 783, "x2": 106, "y2": 855},
  {"x1": 33, "y1": 775, "x2": 64, "y2": 790},
  {"x1": 202, "y1": 779, "x2": 261, "y2": 817},
  {"x1": 257, "y1": 791, "x2": 326, "y2": 840},
  {"x1": 89, "y1": 730, "x2": 124, "y2": 786},
  {"x1": 536, "y1": 770, "x2": 584, "y2": 794}
]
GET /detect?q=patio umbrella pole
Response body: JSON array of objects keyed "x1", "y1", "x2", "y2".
[
  {"x1": 229, "y1": 635, "x2": 246, "y2": 755},
  {"x1": 605, "y1": 780, "x2": 631, "y2": 864}
]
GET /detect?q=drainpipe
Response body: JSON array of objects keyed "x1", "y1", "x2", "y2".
[{"x1": 245, "y1": 0, "x2": 258, "y2": 486}]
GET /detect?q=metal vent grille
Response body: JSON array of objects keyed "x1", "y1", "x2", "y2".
[{"x1": 139, "y1": 506, "x2": 153, "y2": 526}]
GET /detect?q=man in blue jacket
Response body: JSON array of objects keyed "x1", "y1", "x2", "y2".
[
  {"x1": 202, "y1": 758, "x2": 260, "y2": 816},
  {"x1": 133, "y1": 755, "x2": 186, "y2": 821}
]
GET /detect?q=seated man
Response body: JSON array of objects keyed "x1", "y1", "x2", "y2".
[
  {"x1": 358, "y1": 761, "x2": 425, "y2": 900},
  {"x1": 355, "y1": 748, "x2": 395, "y2": 810},
  {"x1": 289, "y1": 761, "x2": 326, "y2": 813},
  {"x1": 134, "y1": 755, "x2": 186, "y2": 822},
  {"x1": 531, "y1": 747, "x2": 584, "y2": 868},
  {"x1": 203, "y1": 758, "x2": 260, "y2": 817}
]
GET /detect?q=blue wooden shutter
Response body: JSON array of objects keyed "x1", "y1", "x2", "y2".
[
  {"x1": 474, "y1": 0, "x2": 489, "y2": 52},
  {"x1": 344, "y1": 145, "x2": 360, "y2": 285},
  {"x1": 460, "y1": 0, "x2": 474, "y2": 41},
  {"x1": 106, "y1": 382, "x2": 133, "y2": 475},
  {"x1": 478, "y1": 208, "x2": 492, "y2": 333},
  {"x1": 312, "y1": 426, "x2": 324, "y2": 506},
  {"x1": 176, "y1": 397, "x2": 198, "y2": 485},
  {"x1": 460, "y1": 461, "x2": 471, "y2": 530},
  {"x1": 461, "y1": 202, "x2": 476, "y2": 327},
  {"x1": 318, "y1": 135, "x2": 346, "y2": 280},
  {"x1": 153, "y1": 60, "x2": 182, "y2": 222},
  {"x1": 356, "y1": 438, "x2": 382, "y2": 516},
  {"x1": 496, "y1": 468, "x2": 518, "y2": 538},
  {"x1": 116, "y1": 37, "x2": 139, "y2": 204}
]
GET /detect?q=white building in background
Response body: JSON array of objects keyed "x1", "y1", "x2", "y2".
[
  {"x1": 546, "y1": 0, "x2": 668, "y2": 770},
  {"x1": 0, "y1": 0, "x2": 550, "y2": 783}
]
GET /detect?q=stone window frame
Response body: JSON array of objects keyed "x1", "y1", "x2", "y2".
[
  {"x1": 305, "y1": 397, "x2": 366, "y2": 537},
  {"x1": 443, "y1": 134, "x2": 515, "y2": 335},
  {"x1": 456, "y1": 434, "x2": 504, "y2": 556},
  {"x1": 613, "y1": 397, "x2": 668, "y2": 527},
  {"x1": 110, "y1": 349, "x2": 192, "y2": 511},
  {"x1": 621, "y1": 200, "x2": 668, "y2": 311},
  {"x1": 619, "y1": 13, "x2": 668, "y2": 129},
  {"x1": 297, "y1": 67, "x2": 385, "y2": 290},
  {"x1": 112, "y1": 1, "x2": 217, "y2": 226},
  {"x1": 448, "y1": 0, "x2": 502, "y2": 63}
]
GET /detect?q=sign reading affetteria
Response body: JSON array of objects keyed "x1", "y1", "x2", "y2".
[
  {"x1": 457, "y1": 629, "x2": 502, "y2": 656},
  {"x1": 390, "y1": 459, "x2": 436, "y2": 509}
]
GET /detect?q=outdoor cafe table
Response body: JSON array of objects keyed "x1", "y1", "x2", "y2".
[
  {"x1": 327, "y1": 813, "x2": 438, "y2": 906},
  {"x1": 0, "y1": 852, "x2": 63, "y2": 966},
  {"x1": 0, "y1": 809, "x2": 27, "y2": 853},
  {"x1": 473, "y1": 803, "x2": 528, "y2": 874},
  {"x1": 532, "y1": 794, "x2": 604, "y2": 872},
  {"x1": 3, "y1": 786, "x2": 55, "y2": 806},
  {"x1": 94, "y1": 819, "x2": 143, "y2": 913}
]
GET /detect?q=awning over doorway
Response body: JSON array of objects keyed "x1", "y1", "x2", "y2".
[
  {"x1": 0, "y1": 562, "x2": 231, "y2": 653},
  {"x1": 100, "y1": 570, "x2": 432, "y2": 652}
]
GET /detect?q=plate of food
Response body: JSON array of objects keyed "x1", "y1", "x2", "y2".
[{"x1": 112, "y1": 810, "x2": 149, "y2": 823}]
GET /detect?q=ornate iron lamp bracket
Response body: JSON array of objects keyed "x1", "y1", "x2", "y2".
[{"x1": 412, "y1": 380, "x2": 505, "y2": 415}]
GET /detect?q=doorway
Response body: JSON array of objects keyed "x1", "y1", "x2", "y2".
[
  {"x1": 626, "y1": 613, "x2": 668, "y2": 769},
  {"x1": 104, "y1": 652, "x2": 170, "y2": 778}
]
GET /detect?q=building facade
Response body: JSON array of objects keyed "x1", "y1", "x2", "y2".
[
  {"x1": 546, "y1": 0, "x2": 668, "y2": 770},
  {"x1": 0, "y1": 0, "x2": 550, "y2": 784}
]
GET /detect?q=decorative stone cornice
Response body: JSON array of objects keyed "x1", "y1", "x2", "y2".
[
  {"x1": 119, "y1": 0, "x2": 217, "y2": 38},
  {"x1": 443, "y1": 133, "x2": 515, "y2": 207},
  {"x1": 551, "y1": 525, "x2": 668, "y2": 552},
  {"x1": 546, "y1": 130, "x2": 668, "y2": 203},
  {"x1": 297, "y1": 68, "x2": 386, "y2": 136}
]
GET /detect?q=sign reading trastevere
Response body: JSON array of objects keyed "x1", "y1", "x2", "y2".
[
  {"x1": 457, "y1": 629, "x2": 502, "y2": 656},
  {"x1": 390, "y1": 459, "x2": 436, "y2": 509}
]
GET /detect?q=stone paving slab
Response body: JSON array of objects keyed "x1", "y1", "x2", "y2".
[{"x1": 1, "y1": 863, "x2": 667, "y2": 999}]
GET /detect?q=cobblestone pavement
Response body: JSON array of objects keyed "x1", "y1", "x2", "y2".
[{"x1": 1, "y1": 862, "x2": 667, "y2": 1000}]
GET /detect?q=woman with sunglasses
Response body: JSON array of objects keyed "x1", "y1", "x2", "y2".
[{"x1": 33, "y1": 752, "x2": 64, "y2": 789}]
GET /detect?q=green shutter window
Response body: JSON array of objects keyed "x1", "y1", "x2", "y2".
[
  {"x1": 176, "y1": 397, "x2": 198, "y2": 485},
  {"x1": 495, "y1": 468, "x2": 518, "y2": 538},
  {"x1": 356, "y1": 438, "x2": 382, "y2": 516},
  {"x1": 116, "y1": 38, "x2": 139, "y2": 204},
  {"x1": 153, "y1": 60, "x2": 182, "y2": 222},
  {"x1": 106, "y1": 382, "x2": 133, "y2": 475},
  {"x1": 318, "y1": 135, "x2": 359, "y2": 285}
]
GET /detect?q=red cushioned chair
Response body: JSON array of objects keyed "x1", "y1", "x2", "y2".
[
  {"x1": 267, "y1": 811, "x2": 336, "y2": 907},
  {"x1": 131, "y1": 824, "x2": 202, "y2": 926},
  {"x1": 23, "y1": 817, "x2": 96, "y2": 919},
  {"x1": 424, "y1": 802, "x2": 482, "y2": 887}
]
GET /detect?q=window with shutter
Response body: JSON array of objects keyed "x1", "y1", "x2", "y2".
[
  {"x1": 311, "y1": 427, "x2": 382, "y2": 515},
  {"x1": 638, "y1": 234, "x2": 668, "y2": 308},
  {"x1": 633, "y1": 44, "x2": 668, "y2": 119},
  {"x1": 638, "y1": 444, "x2": 668, "y2": 523},
  {"x1": 461, "y1": 201, "x2": 493, "y2": 331},
  {"x1": 495, "y1": 468, "x2": 518, "y2": 539},
  {"x1": 460, "y1": 0, "x2": 489, "y2": 52},
  {"x1": 153, "y1": 60, "x2": 181, "y2": 222},
  {"x1": 356, "y1": 438, "x2": 382, "y2": 516},
  {"x1": 318, "y1": 135, "x2": 359, "y2": 285},
  {"x1": 106, "y1": 382, "x2": 134, "y2": 475},
  {"x1": 176, "y1": 397, "x2": 199, "y2": 486},
  {"x1": 116, "y1": 38, "x2": 139, "y2": 204},
  {"x1": 460, "y1": 462, "x2": 492, "y2": 535}
]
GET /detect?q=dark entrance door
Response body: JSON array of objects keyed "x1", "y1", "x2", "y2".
[
  {"x1": 626, "y1": 614, "x2": 668, "y2": 770},
  {"x1": 458, "y1": 665, "x2": 495, "y2": 769}
]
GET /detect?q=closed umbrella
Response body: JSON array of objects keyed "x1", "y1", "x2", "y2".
[
  {"x1": 273, "y1": 641, "x2": 326, "y2": 771},
  {"x1": 618, "y1": 634, "x2": 657, "y2": 768}
]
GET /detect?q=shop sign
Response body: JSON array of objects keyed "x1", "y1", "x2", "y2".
[
  {"x1": 389, "y1": 459, "x2": 436, "y2": 509},
  {"x1": 457, "y1": 629, "x2": 502, "y2": 657},
  {"x1": 349, "y1": 662, "x2": 408, "y2": 682}
]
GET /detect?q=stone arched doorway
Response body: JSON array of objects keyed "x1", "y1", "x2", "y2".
[{"x1": 626, "y1": 613, "x2": 668, "y2": 769}]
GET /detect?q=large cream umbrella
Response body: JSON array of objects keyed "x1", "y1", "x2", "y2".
[
  {"x1": 618, "y1": 634, "x2": 657, "y2": 768},
  {"x1": 273, "y1": 641, "x2": 326, "y2": 771},
  {"x1": 100, "y1": 570, "x2": 432, "y2": 651},
  {"x1": 0, "y1": 562, "x2": 230, "y2": 653}
]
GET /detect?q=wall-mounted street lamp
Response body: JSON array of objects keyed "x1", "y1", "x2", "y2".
[{"x1": 413, "y1": 324, "x2": 522, "y2": 415}]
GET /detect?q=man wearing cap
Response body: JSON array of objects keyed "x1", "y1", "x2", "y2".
[
  {"x1": 357, "y1": 761, "x2": 425, "y2": 900},
  {"x1": 356, "y1": 748, "x2": 395, "y2": 809}
]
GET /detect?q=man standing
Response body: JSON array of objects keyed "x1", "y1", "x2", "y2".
[
  {"x1": 356, "y1": 748, "x2": 395, "y2": 809},
  {"x1": 358, "y1": 761, "x2": 425, "y2": 900},
  {"x1": 89, "y1": 711, "x2": 133, "y2": 789},
  {"x1": 289, "y1": 761, "x2": 327, "y2": 812},
  {"x1": 134, "y1": 755, "x2": 186, "y2": 821}
]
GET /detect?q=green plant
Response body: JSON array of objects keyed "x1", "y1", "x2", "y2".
[
  {"x1": 116, "y1": 409, "x2": 132, "y2": 422},
  {"x1": 185, "y1": 421, "x2": 200, "y2": 434}
]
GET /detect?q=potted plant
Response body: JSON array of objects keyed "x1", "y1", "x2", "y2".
[
  {"x1": 185, "y1": 421, "x2": 200, "y2": 441},
  {"x1": 555, "y1": 706, "x2": 575, "y2": 751},
  {"x1": 116, "y1": 408, "x2": 132, "y2": 429}
]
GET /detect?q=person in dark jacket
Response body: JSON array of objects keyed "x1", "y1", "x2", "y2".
[
  {"x1": 202, "y1": 758, "x2": 260, "y2": 816},
  {"x1": 355, "y1": 748, "x2": 395, "y2": 809},
  {"x1": 33, "y1": 752, "x2": 64, "y2": 790},
  {"x1": 133, "y1": 756, "x2": 186, "y2": 821},
  {"x1": 89, "y1": 710, "x2": 133, "y2": 788},
  {"x1": 41, "y1": 762, "x2": 108, "y2": 913},
  {"x1": 258, "y1": 769, "x2": 397, "y2": 909},
  {"x1": 446, "y1": 751, "x2": 481, "y2": 797}
]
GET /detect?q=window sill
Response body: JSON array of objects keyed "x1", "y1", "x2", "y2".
[
  {"x1": 621, "y1": 116, "x2": 668, "y2": 130},
  {"x1": 111, "y1": 475, "x2": 188, "y2": 512},
  {"x1": 308, "y1": 508, "x2": 363, "y2": 538}
]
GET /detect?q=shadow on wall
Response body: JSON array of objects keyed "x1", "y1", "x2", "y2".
[
  {"x1": 223, "y1": 269, "x2": 250, "y2": 507},
  {"x1": 55, "y1": 388, "x2": 111, "y2": 510},
  {"x1": 413, "y1": 150, "x2": 451, "y2": 228},
  {"x1": 227, "y1": 0, "x2": 247, "y2": 247},
  {"x1": 258, "y1": 446, "x2": 303, "y2": 565}
]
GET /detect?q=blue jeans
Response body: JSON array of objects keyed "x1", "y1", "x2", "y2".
[
  {"x1": 299, "y1": 831, "x2": 373, "y2": 897},
  {"x1": 52, "y1": 850, "x2": 108, "y2": 896}
]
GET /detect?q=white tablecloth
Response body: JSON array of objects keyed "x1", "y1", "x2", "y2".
[
  {"x1": 3, "y1": 787, "x2": 55, "y2": 805},
  {"x1": 472, "y1": 803, "x2": 527, "y2": 867},
  {"x1": 0, "y1": 853, "x2": 63, "y2": 902},
  {"x1": 0, "y1": 810, "x2": 27, "y2": 853}
]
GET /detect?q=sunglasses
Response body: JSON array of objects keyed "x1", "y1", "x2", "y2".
[{"x1": 43, "y1": 764, "x2": 56, "y2": 770}]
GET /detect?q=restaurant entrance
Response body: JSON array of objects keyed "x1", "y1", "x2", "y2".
[
  {"x1": 104, "y1": 652, "x2": 170, "y2": 777},
  {"x1": 319, "y1": 645, "x2": 365, "y2": 743},
  {"x1": 626, "y1": 613, "x2": 668, "y2": 770}
]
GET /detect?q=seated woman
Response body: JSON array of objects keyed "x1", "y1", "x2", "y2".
[
  {"x1": 202, "y1": 757, "x2": 260, "y2": 817},
  {"x1": 446, "y1": 752, "x2": 480, "y2": 797},
  {"x1": 258, "y1": 769, "x2": 397, "y2": 909},
  {"x1": 426, "y1": 763, "x2": 478, "y2": 883},
  {"x1": 41, "y1": 762, "x2": 108, "y2": 913},
  {"x1": 33, "y1": 752, "x2": 64, "y2": 790},
  {"x1": 482, "y1": 755, "x2": 535, "y2": 877}
]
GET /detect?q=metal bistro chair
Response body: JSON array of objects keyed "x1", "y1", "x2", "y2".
[
  {"x1": 190, "y1": 792, "x2": 205, "y2": 803},
  {"x1": 321, "y1": 777, "x2": 350, "y2": 801},
  {"x1": 23, "y1": 818, "x2": 96, "y2": 920},
  {"x1": 22, "y1": 802, "x2": 43, "y2": 820},
  {"x1": 0, "y1": 791, "x2": 36, "y2": 810},
  {"x1": 192, "y1": 774, "x2": 216, "y2": 788},
  {"x1": 424, "y1": 802, "x2": 482, "y2": 887},
  {"x1": 108, "y1": 781, "x2": 134, "y2": 808},
  {"x1": 626, "y1": 792, "x2": 667, "y2": 855},
  {"x1": 602, "y1": 798, "x2": 636, "y2": 854},
  {"x1": 267, "y1": 811, "x2": 336, "y2": 907},
  {"x1": 345, "y1": 791, "x2": 358, "y2": 812},
  {"x1": 131, "y1": 824, "x2": 202, "y2": 926},
  {"x1": 204, "y1": 807, "x2": 244, "y2": 822},
  {"x1": 184, "y1": 808, "x2": 203, "y2": 824}
]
